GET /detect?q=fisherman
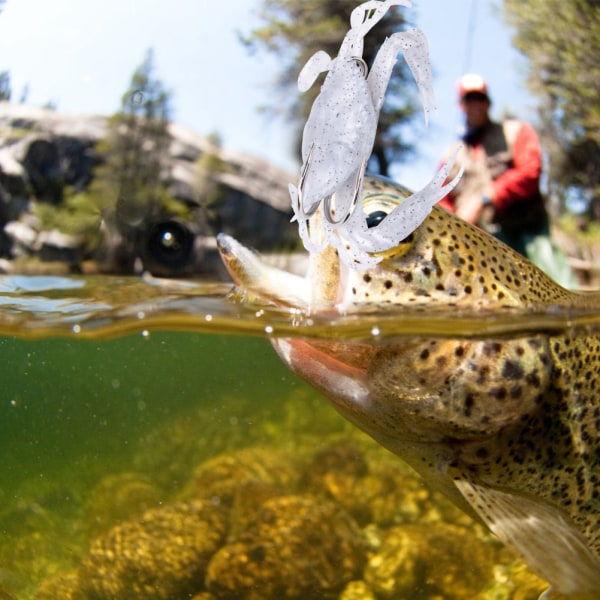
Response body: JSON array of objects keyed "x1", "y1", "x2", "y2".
[{"x1": 439, "y1": 73, "x2": 576, "y2": 288}]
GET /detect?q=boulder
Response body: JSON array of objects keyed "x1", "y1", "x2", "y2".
[{"x1": 0, "y1": 102, "x2": 299, "y2": 274}]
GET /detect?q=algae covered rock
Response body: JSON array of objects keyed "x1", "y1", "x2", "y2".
[
  {"x1": 34, "y1": 571, "x2": 82, "y2": 600},
  {"x1": 339, "y1": 579, "x2": 377, "y2": 600},
  {"x1": 78, "y1": 499, "x2": 227, "y2": 600},
  {"x1": 364, "y1": 522, "x2": 498, "y2": 599},
  {"x1": 185, "y1": 446, "x2": 298, "y2": 506},
  {"x1": 84, "y1": 471, "x2": 165, "y2": 535},
  {"x1": 300, "y1": 440, "x2": 442, "y2": 527},
  {"x1": 205, "y1": 495, "x2": 366, "y2": 600},
  {"x1": 300, "y1": 441, "x2": 371, "y2": 524}
]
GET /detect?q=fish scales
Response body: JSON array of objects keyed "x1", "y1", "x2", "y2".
[{"x1": 217, "y1": 176, "x2": 600, "y2": 598}]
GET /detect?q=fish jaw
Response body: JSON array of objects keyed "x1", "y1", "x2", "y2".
[
  {"x1": 272, "y1": 338, "x2": 372, "y2": 416},
  {"x1": 216, "y1": 232, "x2": 346, "y2": 313},
  {"x1": 216, "y1": 233, "x2": 312, "y2": 309},
  {"x1": 270, "y1": 337, "x2": 443, "y2": 443}
]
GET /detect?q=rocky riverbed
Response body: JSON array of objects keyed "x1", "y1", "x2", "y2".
[{"x1": 2, "y1": 386, "x2": 547, "y2": 600}]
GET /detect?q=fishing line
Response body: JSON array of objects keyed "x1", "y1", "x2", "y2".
[{"x1": 463, "y1": 0, "x2": 478, "y2": 73}]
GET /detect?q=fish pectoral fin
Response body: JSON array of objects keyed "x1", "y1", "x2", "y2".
[
  {"x1": 538, "y1": 588, "x2": 599, "y2": 600},
  {"x1": 453, "y1": 473, "x2": 600, "y2": 596}
]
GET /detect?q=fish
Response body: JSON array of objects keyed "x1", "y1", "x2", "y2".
[
  {"x1": 217, "y1": 175, "x2": 600, "y2": 599},
  {"x1": 217, "y1": 177, "x2": 600, "y2": 599}
]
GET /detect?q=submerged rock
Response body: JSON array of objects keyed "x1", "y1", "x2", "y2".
[
  {"x1": 84, "y1": 471, "x2": 165, "y2": 535},
  {"x1": 34, "y1": 572, "x2": 81, "y2": 600},
  {"x1": 184, "y1": 446, "x2": 298, "y2": 507},
  {"x1": 339, "y1": 580, "x2": 377, "y2": 600},
  {"x1": 27, "y1": 406, "x2": 547, "y2": 600},
  {"x1": 364, "y1": 522, "x2": 499, "y2": 599},
  {"x1": 300, "y1": 440, "x2": 466, "y2": 529},
  {"x1": 77, "y1": 499, "x2": 227, "y2": 600},
  {"x1": 205, "y1": 495, "x2": 366, "y2": 600}
]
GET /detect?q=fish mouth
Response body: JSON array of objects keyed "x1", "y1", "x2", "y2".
[
  {"x1": 216, "y1": 233, "x2": 314, "y2": 310},
  {"x1": 217, "y1": 233, "x2": 360, "y2": 314}
]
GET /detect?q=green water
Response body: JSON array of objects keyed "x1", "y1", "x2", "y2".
[
  {"x1": 0, "y1": 330, "x2": 310, "y2": 597},
  {"x1": 0, "y1": 332, "x2": 293, "y2": 488},
  {"x1": 2, "y1": 273, "x2": 593, "y2": 599}
]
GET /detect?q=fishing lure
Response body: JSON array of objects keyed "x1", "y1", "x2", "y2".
[{"x1": 290, "y1": 0, "x2": 461, "y2": 268}]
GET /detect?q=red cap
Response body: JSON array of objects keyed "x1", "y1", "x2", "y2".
[{"x1": 457, "y1": 73, "x2": 490, "y2": 100}]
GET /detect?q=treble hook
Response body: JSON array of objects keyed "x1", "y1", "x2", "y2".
[
  {"x1": 297, "y1": 144, "x2": 321, "y2": 218},
  {"x1": 351, "y1": 56, "x2": 368, "y2": 77},
  {"x1": 322, "y1": 160, "x2": 366, "y2": 225}
]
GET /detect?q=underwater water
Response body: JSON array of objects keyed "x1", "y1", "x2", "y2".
[{"x1": 2, "y1": 274, "x2": 599, "y2": 600}]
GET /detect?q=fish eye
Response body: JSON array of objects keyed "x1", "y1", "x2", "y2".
[
  {"x1": 366, "y1": 210, "x2": 414, "y2": 245},
  {"x1": 366, "y1": 210, "x2": 388, "y2": 228}
]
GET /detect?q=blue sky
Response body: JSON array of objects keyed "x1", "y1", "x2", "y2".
[{"x1": 0, "y1": 0, "x2": 533, "y2": 190}]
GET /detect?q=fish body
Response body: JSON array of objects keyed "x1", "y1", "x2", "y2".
[{"x1": 217, "y1": 176, "x2": 600, "y2": 598}]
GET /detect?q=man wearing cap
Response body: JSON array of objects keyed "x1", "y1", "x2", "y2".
[{"x1": 439, "y1": 73, "x2": 576, "y2": 287}]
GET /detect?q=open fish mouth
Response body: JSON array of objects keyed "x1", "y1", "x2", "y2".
[
  {"x1": 216, "y1": 232, "x2": 352, "y2": 314},
  {"x1": 216, "y1": 233, "x2": 312, "y2": 310}
]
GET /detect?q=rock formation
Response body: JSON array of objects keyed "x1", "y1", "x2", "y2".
[{"x1": 0, "y1": 102, "x2": 298, "y2": 277}]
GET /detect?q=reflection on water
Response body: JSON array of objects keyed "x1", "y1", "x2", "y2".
[{"x1": 2, "y1": 274, "x2": 596, "y2": 599}]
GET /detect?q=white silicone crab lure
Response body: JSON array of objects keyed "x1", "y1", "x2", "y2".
[{"x1": 289, "y1": 0, "x2": 461, "y2": 269}]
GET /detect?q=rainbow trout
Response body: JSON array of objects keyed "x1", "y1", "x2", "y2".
[{"x1": 217, "y1": 176, "x2": 600, "y2": 598}]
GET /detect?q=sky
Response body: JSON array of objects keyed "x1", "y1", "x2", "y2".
[{"x1": 0, "y1": 0, "x2": 534, "y2": 191}]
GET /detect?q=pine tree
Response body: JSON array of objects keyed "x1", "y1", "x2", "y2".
[
  {"x1": 99, "y1": 49, "x2": 174, "y2": 229},
  {"x1": 503, "y1": 0, "x2": 600, "y2": 219},
  {"x1": 0, "y1": 71, "x2": 11, "y2": 101}
]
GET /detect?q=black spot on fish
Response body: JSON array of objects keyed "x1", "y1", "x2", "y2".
[
  {"x1": 525, "y1": 372, "x2": 542, "y2": 388},
  {"x1": 490, "y1": 387, "x2": 507, "y2": 401},
  {"x1": 464, "y1": 394, "x2": 475, "y2": 417},
  {"x1": 502, "y1": 359, "x2": 524, "y2": 380}
]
